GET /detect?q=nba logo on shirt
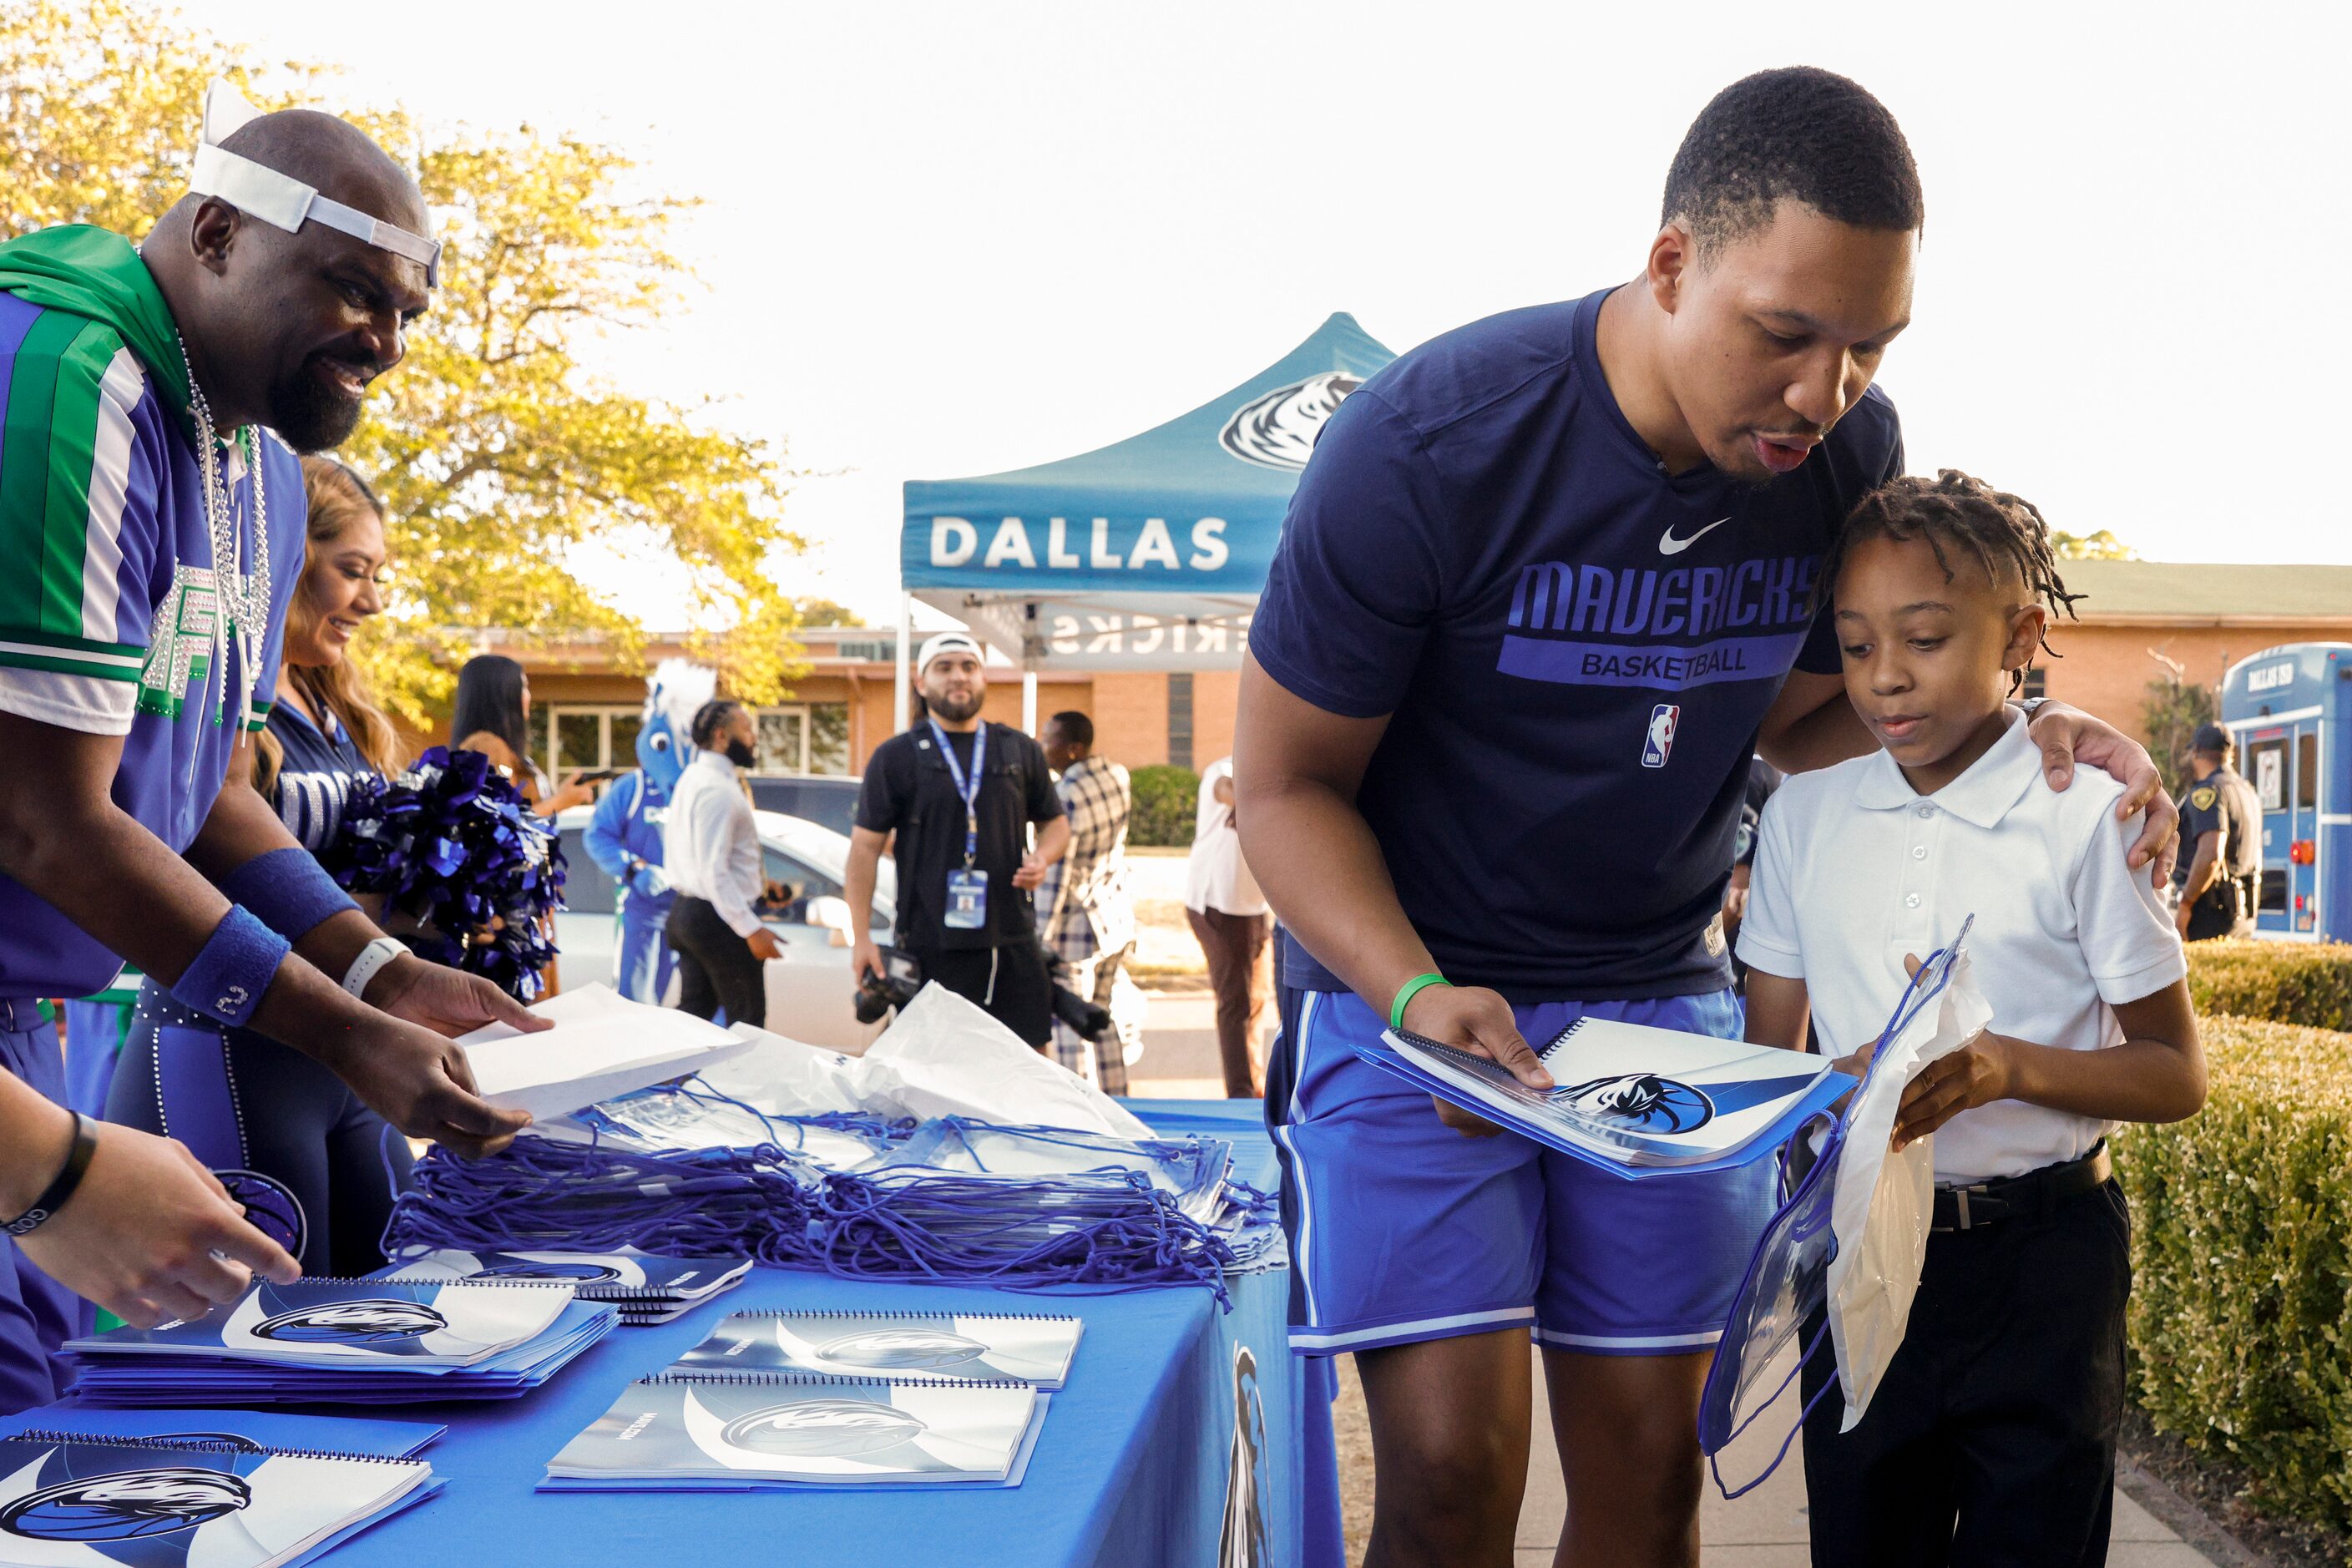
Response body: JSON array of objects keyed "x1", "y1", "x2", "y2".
[{"x1": 1641, "y1": 704, "x2": 1680, "y2": 768}]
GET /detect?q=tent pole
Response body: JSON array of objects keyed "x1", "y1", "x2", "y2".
[
  {"x1": 894, "y1": 596, "x2": 911, "y2": 735},
  {"x1": 1022, "y1": 670, "x2": 1038, "y2": 735}
]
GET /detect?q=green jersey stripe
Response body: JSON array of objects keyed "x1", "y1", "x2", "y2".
[
  {"x1": 0, "y1": 310, "x2": 83, "y2": 633},
  {"x1": 0, "y1": 640, "x2": 144, "y2": 681},
  {"x1": 0, "y1": 626, "x2": 142, "y2": 659}
]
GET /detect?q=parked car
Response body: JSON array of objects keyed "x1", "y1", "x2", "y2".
[
  {"x1": 746, "y1": 775, "x2": 862, "y2": 837},
  {"x1": 553, "y1": 805, "x2": 896, "y2": 1050}
]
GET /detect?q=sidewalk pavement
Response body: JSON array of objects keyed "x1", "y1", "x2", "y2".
[
  {"x1": 1517, "y1": 1345, "x2": 2218, "y2": 1565},
  {"x1": 1126, "y1": 994, "x2": 2222, "y2": 1567}
]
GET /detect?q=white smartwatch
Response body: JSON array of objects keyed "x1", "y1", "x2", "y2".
[{"x1": 341, "y1": 936, "x2": 407, "y2": 999}]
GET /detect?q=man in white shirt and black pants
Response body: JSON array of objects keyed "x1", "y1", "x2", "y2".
[{"x1": 663, "y1": 701, "x2": 780, "y2": 1028}]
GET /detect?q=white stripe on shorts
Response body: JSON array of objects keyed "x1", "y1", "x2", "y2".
[
  {"x1": 1533, "y1": 1325, "x2": 1724, "y2": 1352},
  {"x1": 1290, "y1": 1305, "x2": 1537, "y2": 1353}
]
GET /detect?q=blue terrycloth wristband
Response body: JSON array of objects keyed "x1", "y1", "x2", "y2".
[
  {"x1": 171, "y1": 905, "x2": 291, "y2": 1027},
  {"x1": 219, "y1": 847, "x2": 358, "y2": 939}
]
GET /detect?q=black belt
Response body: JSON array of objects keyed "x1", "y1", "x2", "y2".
[{"x1": 1931, "y1": 1142, "x2": 2112, "y2": 1232}]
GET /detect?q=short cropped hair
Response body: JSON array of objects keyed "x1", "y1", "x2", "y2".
[
  {"x1": 1047, "y1": 711, "x2": 1094, "y2": 747},
  {"x1": 690, "y1": 698, "x2": 745, "y2": 749},
  {"x1": 1663, "y1": 67, "x2": 1924, "y2": 254}
]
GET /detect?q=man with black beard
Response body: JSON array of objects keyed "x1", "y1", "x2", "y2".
[
  {"x1": 846, "y1": 634, "x2": 1070, "y2": 1045},
  {"x1": 0, "y1": 88, "x2": 541, "y2": 1413},
  {"x1": 662, "y1": 700, "x2": 782, "y2": 1028}
]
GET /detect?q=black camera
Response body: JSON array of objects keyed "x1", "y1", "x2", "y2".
[{"x1": 854, "y1": 946, "x2": 924, "y2": 1024}]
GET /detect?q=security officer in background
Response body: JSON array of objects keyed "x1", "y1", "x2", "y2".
[
  {"x1": 844, "y1": 634, "x2": 1071, "y2": 1044},
  {"x1": 2174, "y1": 723, "x2": 2260, "y2": 941}
]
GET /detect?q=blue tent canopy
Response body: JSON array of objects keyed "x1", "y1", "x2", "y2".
[{"x1": 901, "y1": 312, "x2": 1395, "y2": 670}]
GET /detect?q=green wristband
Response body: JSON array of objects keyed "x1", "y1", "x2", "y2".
[{"x1": 1390, "y1": 972, "x2": 1451, "y2": 1032}]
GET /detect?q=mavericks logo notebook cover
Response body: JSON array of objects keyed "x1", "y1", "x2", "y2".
[
  {"x1": 544, "y1": 1375, "x2": 1045, "y2": 1488},
  {"x1": 1363, "y1": 1015, "x2": 1852, "y2": 1176},
  {"x1": 68, "y1": 1278, "x2": 572, "y2": 1367},
  {"x1": 0, "y1": 1433, "x2": 432, "y2": 1567}
]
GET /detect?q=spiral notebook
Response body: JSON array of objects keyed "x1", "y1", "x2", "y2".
[
  {"x1": 541, "y1": 1374, "x2": 1047, "y2": 1490},
  {"x1": 670, "y1": 1311, "x2": 1082, "y2": 1388},
  {"x1": 1358, "y1": 1016, "x2": 1854, "y2": 1179},
  {"x1": 0, "y1": 1407, "x2": 444, "y2": 1459},
  {"x1": 377, "y1": 1249, "x2": 751, "y2": 1325},
  {"x1": 0, "y1": 1431, "x2": 436, "y2": 1568},
  {"x1": 63, "y1": 1279, "x2": 615, "y2": 1406},
  {"x1": 63, "y1": 1278, "x2": 574, "y2": 1368}
]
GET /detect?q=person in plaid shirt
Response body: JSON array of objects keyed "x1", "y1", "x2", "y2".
[{"x1": 1036, "y1": 712, "x2": 1136, "y2": 1091}]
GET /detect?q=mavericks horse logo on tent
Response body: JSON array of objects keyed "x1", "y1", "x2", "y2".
[{"x1": 1218, "y1": 372, "x2": 1363, "y2": 471}]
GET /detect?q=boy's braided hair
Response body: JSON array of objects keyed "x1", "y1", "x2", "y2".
[{"x1": 1823, "y1": 469, "x2": 2086, "y2": 693}]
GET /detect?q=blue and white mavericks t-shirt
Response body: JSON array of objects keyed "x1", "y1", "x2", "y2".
[
  {"x1": 0, "y1": 289, "x2": 302, "y2": 1001},
  {"x1": 1250, "y1": 287, "x2": 1902, "y2": 1001}
]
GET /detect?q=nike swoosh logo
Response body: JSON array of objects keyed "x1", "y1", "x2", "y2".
[{"x1": 1659, "y1": 517, "x2": 1732, "y2": 555}]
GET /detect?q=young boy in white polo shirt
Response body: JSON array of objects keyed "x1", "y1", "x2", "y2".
[{"x1": 1736, "y1": 470, "x2": 2206, "y2": 1567}]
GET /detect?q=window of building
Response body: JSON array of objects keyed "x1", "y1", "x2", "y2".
[
  {"x1": 1168, "y1": 673, "x2": 1195, "y2": 771},
  {"x1": 2019, "y1": 668, "x2": 2047, "y2": 701},
  {"x1": 753, "y1": 704, "x2": 853, "y2": 776},
  {"x1": 539, "y1": 706, "x2": 645, "y2": 776}
]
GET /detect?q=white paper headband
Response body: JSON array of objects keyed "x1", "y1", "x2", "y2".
[{"x1": 187, "y1": 82, "x2": 440, "y2": 287}]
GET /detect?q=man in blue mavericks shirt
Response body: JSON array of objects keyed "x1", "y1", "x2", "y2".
[{"x1": 1237, "y1": 68, "x2": 2178, "y2": 1565}]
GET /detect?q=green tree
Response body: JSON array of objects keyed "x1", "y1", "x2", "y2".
[
  {"x1": 2052, "y1": 529, "x2": 2138, "y2": 560},
  {"x1": 2142, "y1": 676, "x2": 2217, "y2": 798},
  {"x1": 0, "y1": 0, "x2": 805, "y2": 727}
]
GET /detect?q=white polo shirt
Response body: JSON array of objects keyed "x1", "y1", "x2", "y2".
[{"x1": 1737, "y1": 709, "x2": 2186, "y2": 1185}]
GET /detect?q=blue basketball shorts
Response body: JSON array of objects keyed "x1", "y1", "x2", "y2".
[{"x1": 1266, "y1": 987, "x2": 1777, "y2": 1358}]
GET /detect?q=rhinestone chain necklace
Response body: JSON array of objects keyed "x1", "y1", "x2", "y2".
[{"x1": 175, "y1": 334, "x2": 269, "y2": 729}]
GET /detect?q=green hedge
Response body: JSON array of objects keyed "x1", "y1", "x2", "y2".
[
  {"x1": 2186, "y1": 939, "x2": 2352, "y2": 1033},
  {"x1": 2117, "y1": 1017, "x2": 2352, "y2": 1534},
  {"x1": 1128, "y1": 764, "x2": 1201, "y2": 848}
]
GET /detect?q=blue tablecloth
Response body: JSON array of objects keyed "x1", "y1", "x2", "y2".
[{"x1": 321, "y1": 1098, "x2": 1339, "y2": 1568}]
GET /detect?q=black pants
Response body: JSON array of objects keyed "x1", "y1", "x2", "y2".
[
  {"x1": 1801, "y1": 1178, "x2": 2132, "y2": 1568},
  {"x1": 2183, "y1": 877, "x2": 2253, "y2": 942},
  {"x1": 909, "y1": 942, "x2": 1053, "y2": 1047},
  {"x1": 666, "y1": 896, "x2": 766, "y2": 1029},
  {"x1": 108, "y1": 982, "x2": 413, "y2": 1277}
]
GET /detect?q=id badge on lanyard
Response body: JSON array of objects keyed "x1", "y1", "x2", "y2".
[{"x1": 932, "y1": 719, "x2": 990, "y2": 930}]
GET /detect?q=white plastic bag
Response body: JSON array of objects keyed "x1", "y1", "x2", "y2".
[
  {"x1": 857, "y1": 982, "x2": 1156, "y2": 1139},
  {"x1": 699, "y1": 1023, "x2": 873, "y2": 1116},
  {"x1": 1824, "y1": 948, "x2": 1991, "y2": 1431},
  {"x1": 1110, "y1": 968, "x2": 1150, "y2": 1066}
]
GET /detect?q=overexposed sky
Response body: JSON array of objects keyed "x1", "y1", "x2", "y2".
[{"x1": 206, "y1": 0, "x2": 2351, "y2": 629}]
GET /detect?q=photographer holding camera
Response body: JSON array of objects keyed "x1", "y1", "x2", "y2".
[{"x1": 845, "y1": 635, "x2": 1070, "y2": 1045}]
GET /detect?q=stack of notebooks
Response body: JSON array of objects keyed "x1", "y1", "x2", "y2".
[
  {"x1": 63, "y1": 1278, "x2": 616, "y2": 1406},
  {"x1": 377, "y1": 1247, "x2": 753, "y2": 1326},
  {"x1": 0, "y1": 1424, "x2": 436, "y2": 1568},
  {"x1": 1358, "y1": 1014, "x2": 1854, "y2": 1178},
  {"x1": 543, "y1": 1310, "x2": 1081, "y2": 1490}
]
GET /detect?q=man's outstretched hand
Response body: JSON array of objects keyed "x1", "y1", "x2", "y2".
[
  {"x1": 366, "y1": 953, "x2": 550, "y2": 1040},
  {"x1": 18, "y1": 1121, "x2": 301, "y2": 1328},
  {"x1": 2026, "y1": 704, "x2": 2179, "y2": 886},
  {"x1": 1399, "y1": 983, "x2": 1552, "y2": 1138},
  {"x1": 315, "y1": 1009, "x2": 532, "y2": 1159}
]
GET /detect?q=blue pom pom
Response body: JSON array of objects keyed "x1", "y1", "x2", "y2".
[{"x1": 322, "y1": 746, "x2": 568, "y2": 1000}]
